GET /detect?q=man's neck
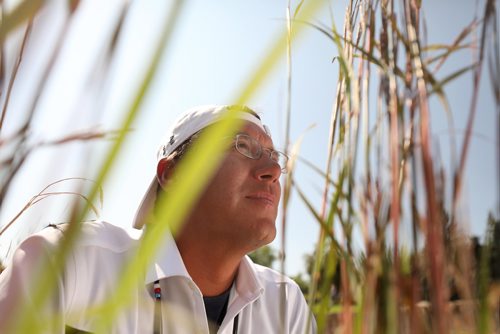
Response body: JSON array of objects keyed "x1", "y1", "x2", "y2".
[{"x1": 175, "y1": 236, "x2": 243, "y2": 296}]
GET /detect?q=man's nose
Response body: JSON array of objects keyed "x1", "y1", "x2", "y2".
[{"x1": 254, "y1": 156, "x2": 282, "y2": 183}]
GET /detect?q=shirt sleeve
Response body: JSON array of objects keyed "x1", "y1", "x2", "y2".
[
  {"x1": 0, "y1": 227, "x2": 69, "y2": 334},
  {"x1": 288, "y1": 282, "x2": 317, "y2": 334}
]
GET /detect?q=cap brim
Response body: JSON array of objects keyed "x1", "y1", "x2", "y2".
[{"x1": 132, "y1": 176, "x2": 158, "y2": 229}]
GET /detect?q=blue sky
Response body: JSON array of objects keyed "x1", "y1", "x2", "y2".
[{"x1": 0, "y1": 0, "x2": 497, "y2": 276}]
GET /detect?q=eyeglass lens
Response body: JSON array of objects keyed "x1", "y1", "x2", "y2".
[{"x1": 235, "y1": 135, "x2": 288, "y2": 172}]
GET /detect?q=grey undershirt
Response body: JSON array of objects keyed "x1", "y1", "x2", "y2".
[{"x1": 203, "y1": 288, "x2": 231, "y2": 334}]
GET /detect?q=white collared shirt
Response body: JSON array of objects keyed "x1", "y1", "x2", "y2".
[{"x1": 0, "y1": 221, "x2": 316, "y2": 333}]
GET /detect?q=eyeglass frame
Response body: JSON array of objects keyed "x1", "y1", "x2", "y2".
[
  {"x1": 166, "y1": 131, "x2": 289, "y2": 174},
  {"x1": 231, "y1": 133, "x2": 289, "y2": 173}
]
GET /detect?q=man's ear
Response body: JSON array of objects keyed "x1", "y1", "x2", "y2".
[{"x1": 157, "y1": 157, "x2": 176, "y2": 190}]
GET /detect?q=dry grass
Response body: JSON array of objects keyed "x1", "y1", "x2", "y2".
[{"x1": 292, "y1": 0, "x2": 500, "y2": 333}]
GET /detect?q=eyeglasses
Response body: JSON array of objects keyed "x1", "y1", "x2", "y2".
[{"x1": 232, "y1": 134, "x2": 289, "y2": 173}]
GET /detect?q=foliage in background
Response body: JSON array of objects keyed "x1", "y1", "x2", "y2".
[{"x1": 248, "y1": 245, "x2": 278, "y2": 268}]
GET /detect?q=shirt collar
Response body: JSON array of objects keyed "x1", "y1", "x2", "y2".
[
  {"x1": 144, "y1": 230, "x2": 191, "y2": 284},
  {"x1": 143, "y1": 231, "x2": 264, "y2": 301},
  {"x1": 233, "y1": 256, "x2": 264, "y2": 301}
]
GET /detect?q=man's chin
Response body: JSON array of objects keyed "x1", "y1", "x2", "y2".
[{"x1": 257, "y1": 225, "x2": 277, "y2": 246}]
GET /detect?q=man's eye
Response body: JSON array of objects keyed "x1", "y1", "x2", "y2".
[
  {"x1": 270, "y1": 151, "x2": 279, "y2": 162},
  {"x1": 237, "y1": 141, "x2": 251, "y2": 151}
]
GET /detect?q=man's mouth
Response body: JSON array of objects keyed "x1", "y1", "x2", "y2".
[{"x1": 246, "y1": 192, "x2": 276, "y2": 206}]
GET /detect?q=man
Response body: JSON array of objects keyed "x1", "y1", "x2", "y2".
[{"x1": 0, "y1": 105, "x2": 316, "y2": 333}]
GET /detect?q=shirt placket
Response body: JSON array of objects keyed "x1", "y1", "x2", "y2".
[{"x1": 189, "y1": 280, "x2": 210, "y2": 333}]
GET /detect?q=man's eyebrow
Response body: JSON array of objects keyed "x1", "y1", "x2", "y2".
[{"x1": 238, "y1": 132, "x2": 276, "y2": 149}]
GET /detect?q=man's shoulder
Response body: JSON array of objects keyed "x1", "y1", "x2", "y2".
[
  {"x1": 27, "y1": 220, "x2": 138, "y2": 253},
  {"x1": 246, "y1": 258, "x2": 302, "y2": 291}
]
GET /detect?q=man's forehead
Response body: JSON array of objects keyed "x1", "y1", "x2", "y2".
[{"x1": 239, "y1": 122, "x2": 274, "y2": 146}]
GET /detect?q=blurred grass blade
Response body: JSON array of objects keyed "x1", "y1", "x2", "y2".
[
  {"x1": 88, "y1": 0, "x2": 328, "y2": 331},
  {"x1": 0, "y1": 0, "x2": 44, "y2": 44},
  {"x1": 10, "y1": 0, "x2": 185, "y2": 332},
  {"x1": 0, "y1": 177, "x2": 102, "y2": 237},
  {"x1": 0, "y1": 21, "x2": 32, "y2": 133}
]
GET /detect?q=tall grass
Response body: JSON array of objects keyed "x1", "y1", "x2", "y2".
[
  {"x1": 0, "y1": 0, "x2": 498, "y2": 333},
  {"x1": 294, "y1": 0, "x2": 499, "y2": 333}
]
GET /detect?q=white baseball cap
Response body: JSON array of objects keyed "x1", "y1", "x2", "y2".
[{"x1": 132, "y1": 105, "x2": 268, "y2": 229}]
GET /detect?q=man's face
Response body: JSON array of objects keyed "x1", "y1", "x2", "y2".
[{"x1": 187, "y1": 121, "x2": 282, "y2": 253}]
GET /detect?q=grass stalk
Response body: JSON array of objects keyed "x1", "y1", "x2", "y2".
[
  {"x1": 7, "y1": 1, "x2": 184, "y2": 332},
  {"x1": 0, "y1": 20, "x2": 31, "y2": 133}
]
